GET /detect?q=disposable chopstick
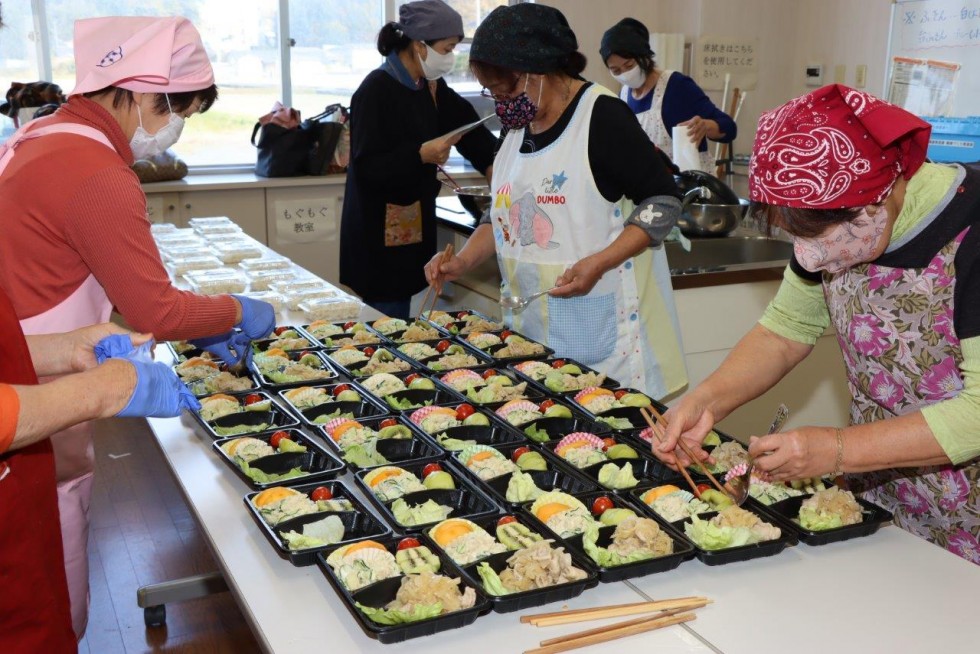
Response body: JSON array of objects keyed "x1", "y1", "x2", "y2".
[
  {"x1": 522, "y1": 596, "x2": 708, "y2": 626},
  {"x1": 642, "y1": 405, "x2": 731, "y2": 499},
  {"x1": 417, "y1": 243, "x2": 453, "y2": 322},
  {"x1": 537, "y1": 607, "x2": 692, "y2": 646},
  {"x1": 437, "y1": 164, "x2": 463, "y2": 191},
  {"x1": 639, "y1": 407, "x2": 704, "y2": 499},
  {"x1": 523, "y1": 612, "x2": 696, "y2": 654}
]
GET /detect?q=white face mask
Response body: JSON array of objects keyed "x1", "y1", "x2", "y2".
[
  {"x1": 418, "y1": 44, "x2": 455, "y2": 81},
  {"x1": 613, "y1": 64, "x2": 646, "y2": 89},
  {"x1": 130, "y1": 94, "x2": 185, "y2": 160}
]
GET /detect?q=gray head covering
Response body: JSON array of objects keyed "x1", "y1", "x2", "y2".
[
  {"x1": 599, "y1": 18, "x2": 653, "y2": 63},
  {"x1": 470, "y1": 3, "x2": 578, "y2": 74},
  {"x1": 398, "y1": 0, "x2": 463, "y2": 42}
]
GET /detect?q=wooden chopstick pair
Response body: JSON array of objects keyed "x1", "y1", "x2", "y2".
[
  {"x1": 521, "y1": 596, "x2": 710, "y2": 654},
  {"x1": 417, "y1": 243, "x2": 454, "y2": 322},
  {"x1": 639, "y1": 406, "x2": 731, "y2": 500}
]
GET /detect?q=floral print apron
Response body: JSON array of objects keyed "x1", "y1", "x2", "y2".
[{"x1": 826, "y1": 227, "x2": 980, "y2": 563}]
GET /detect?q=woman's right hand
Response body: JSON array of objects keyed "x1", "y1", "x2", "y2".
[
  {"x1": 424, "y1": 252, "x2": 468, "y2": 295},
  {"x1": 419, "y1": 134, "x2": 460, "y2": 165},
  {"x1": 650, "y1": 392, "x2": 718, "y2": 469}
]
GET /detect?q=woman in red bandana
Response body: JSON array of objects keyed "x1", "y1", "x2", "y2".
[{"x1": 654, "y1": 84, "x2": 980, "y2": 563}]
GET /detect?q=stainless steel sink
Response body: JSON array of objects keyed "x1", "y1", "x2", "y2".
[{"x1": 665, "y1": 235, "x2": 794, "y2": 275}]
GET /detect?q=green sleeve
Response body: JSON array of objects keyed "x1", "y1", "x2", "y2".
[
  {"x1": 757, "y1": 266, "x2": 831, "y2": 346},
  {"x1": 921, "y1": 336, "x2": 980, "y2": 465}
]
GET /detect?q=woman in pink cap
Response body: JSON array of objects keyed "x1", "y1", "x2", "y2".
[
  {"x1": 0, "y1": 16, "x2": 275, "y2": 638},
  {"x1": 654, "y1": 84, "x2": 980, "y2": 563}
]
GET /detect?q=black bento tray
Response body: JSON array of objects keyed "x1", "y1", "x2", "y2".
[
  {"x1": 546, "y1": 442, "x2": 675, "y2": 494},
  {"x1": 319, "y1": 415, "x2": 445, "y2": 472},
  {"x1": 756, "y1": 493, "x2": 893, "y2": 546},
  {"x1": 457, "y1": 329, "x2": 554, "y2": 363},
  {"x1": 660, "y1": 503, "x2": 796, "y2": 566},
  {"x1": 424, "y1": 421, "x2": 529, "y2": 454},
  {"x1": 244, "y1": 479, "x2": 390, "y2": 566},
  {"x1": 278, "y1": 381, "x2": 390, "y2": 427},
  {"x1": 424, "y1": 309, "x2": 505, "y2": 336},
  {"x1": 172, "y1": 356, "x2": 261, "y2": 398},
  {"x1": 550, "y1": 490, "x2": 695, "y2": 582},
  {"x1": 506, "y1": 410, "x2": 610, "y2": 446},
  {"x1": 298, "y1": 320, "x2": 389, "y2": 349},
  {"x1": 508, "y1": 357, "x2": 619, "y2": 397},
  {"x1": 251, "y1": 325, "x2": 320, "y2": 353},
  {"x1": 250, "y1": 349, "x2": 340, "y2": 389},
  {"x1": 394, "y1": 338, "x2": 495, "y2": 373},
  {"x1": 212, "y1": 427, "x2": 345, "y2": 490},
  {"x1": 384, "y1": 321, "x2": 447, "y2": 344},
  {"x1": 324, "y1": 344, "x2": 418, "y2": 379},
  {"x1": 353, "y1": 458, "x2": 500, "y2": 533},
  {"x1": 427, "y1": 512, "x2": 598, "y2": 613},
  {"x1": 316, "y1": 533, "x2": 492, "y2": 643},
  {"x1": 357, "y1": 369, "x2": 466, "y2": 413},
  {"x1": 443, "y1": 366, "x2": 549, "y2": 411},
  {"x1": 193, "y1": 390, "x2": 300, "y2": 440},
  {"x1": 462, "y1": 442, "x2": 598, "y2": 508},
  {"x1": 403, "y1": 400, "x2": 514, "y2": 440}
]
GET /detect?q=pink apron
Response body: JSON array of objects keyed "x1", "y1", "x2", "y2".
[{"x1": 1, "y1": 119, "x2": 116, "y2": 638}]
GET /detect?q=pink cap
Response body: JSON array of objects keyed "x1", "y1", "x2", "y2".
[{"x1": 70, "y1": 16, "x2": 214, "y2": 96}]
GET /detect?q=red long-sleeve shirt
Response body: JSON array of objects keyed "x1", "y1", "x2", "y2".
[{"x1": 0, "y1": 96, "x2": 237, "y2": 340}]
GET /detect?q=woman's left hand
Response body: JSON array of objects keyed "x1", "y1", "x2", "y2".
[
  {"x1": 748, "y1": 426, "x2": 839, "y2": 481},
  {"x1": 551, "y1": 255, "x2": 604, "y2": 297},
  {"x1": 678, "y1": 116, "x2": 713, "y2": 144}
]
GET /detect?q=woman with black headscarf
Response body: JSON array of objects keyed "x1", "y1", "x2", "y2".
[
  {"x1": 424, "y1": 3, "x2": 687, "y2": 401},
  {"x1": 600, "y1": 18, "x2": 736, "y2": 173}
]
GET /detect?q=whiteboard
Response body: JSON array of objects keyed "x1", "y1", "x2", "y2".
[{"x1": 888, "y1": 0, "x2": 980, "y2": 116}]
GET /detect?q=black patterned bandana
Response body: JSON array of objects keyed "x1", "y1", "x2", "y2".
[{"x1": 470, "y1": 3, "x2": 578, "y2": 74}]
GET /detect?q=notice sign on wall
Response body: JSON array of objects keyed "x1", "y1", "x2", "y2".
[
  {"x1": 696, "y1": 36, "x2": 759, "y2": 91},
  {"x1": 273, "y1": 198, "x2": 336, "y2": 244}
]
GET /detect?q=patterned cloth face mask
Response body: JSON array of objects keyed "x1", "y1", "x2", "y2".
[
  {"x1": 495, "y1": 75, "x2": 541, "y2": 131},
  {"x1": 130, "y1": 93, "x2": 185, "y2": 160},
  {"x1": 793, "y1": 205, "x2": 891, "y2": 274}
]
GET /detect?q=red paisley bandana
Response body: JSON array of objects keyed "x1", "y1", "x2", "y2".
[{"x1": 749, "y1": 84, "x2": 931, "y2": 209}]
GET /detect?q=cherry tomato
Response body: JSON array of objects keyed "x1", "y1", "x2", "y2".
[
  {"x1": 511, "y1": 446, "x2": 531, "y2": 463},
  {"x1": 405, "y1": 373, "x2": 421, "y2": 384},
  {"x1": 601, "y1": 437, "x2": 616, "y2": 452},
  {"x1": 397, "y1": 537, "x2": 421, "y2": 551},
  {"x1": 363, "y1": 346, "x2": 376, "y2": 356},
  {"x1": 332, "y1": 383, "x2": 351, "y2": 396},
  {"x1": 592, "y1": 496, "x2": 614, "y2": 516},
  {"x1": 435, "y1": 340, "x2": 451, "y2": 353},
  {"x1": 311, "y1": 486, "x2": 333, "y2": 501},
  {"x1": 277, "y1": 326, "x2": 294, "y2": 336},
  {"x1": 696, "y1": 483, "x2": 711, "y2": 496},
  {"x1": 343, "y1": 321, "x2": 357, "y2": 330},
  {"x1": 500, "y1": 330, "x2": 514, "y2": 340},
  {"x1": 551, "y1": 359, "x2": 567, "y2": 369},
  {"x1": 422, "y1": 462, "x2": 443, "y2": 479},
  {"x1": 455, "y1": 404, "x2": 476, "y2": 421},
  {"x1": 481, "y1": 369, "x2": 498, "y2": 380},
  {"x1": 497, "y1": 515, "x2": 517, "y2": 527},
  {"x1": 456, "y1": 311, "x2": 470, "y2": 319},
  {"x1": 539, "y1": 399, "x2": 556, "y2": 411},
  {"x1": 243, "y1": 393, "x2": 264, "y2": 405},
  {"x1": 614, "y1": 389, "x2": 628, "y2": 400},
  {"x1": 269, "y1": 430, "x2": 289, "y2": 448},
  {"x1": 380, "y1": 418, "x2": 399, "y2": 428}
]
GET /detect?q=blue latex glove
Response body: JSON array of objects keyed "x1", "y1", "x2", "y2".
[
  {"x1": 94, "y1": 334, "x2": 155, "y2": 364},
  {"x1": 188, "y1": 330, "x2": 251, "y2": 367},
  {"x1": 233, "y1": 295, "x2": 276, "y2": 339},
  {"x1": 116, "y1": 359, "x2": 202, "y2": 417}
]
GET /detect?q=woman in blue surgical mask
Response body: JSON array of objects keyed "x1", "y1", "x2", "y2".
[
  {"x1": 340, "y1": 0, "x2": 496, "y2": 321},
  {"x1": 601, "y1": 18, "x2": 736, "y2": 173}
]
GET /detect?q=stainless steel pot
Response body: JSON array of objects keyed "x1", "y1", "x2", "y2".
[{"x1": 676, "y1": 173, "x2": 745, "y2": 237}]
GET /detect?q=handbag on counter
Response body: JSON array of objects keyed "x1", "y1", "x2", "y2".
[
  {"x1": 305, "y1": 103, "x2": 349, "y2": 176},
  {"x1": 251, "y1": 102, "x2": 350, "y2": 178}
]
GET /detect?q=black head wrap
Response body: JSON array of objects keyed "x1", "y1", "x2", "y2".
[
  {"x1": 599, "y1": 18, "x2": 653, "y2": 63},
  {"x1": 470, "y1": 3, "x2": 578, "y2": 74}
]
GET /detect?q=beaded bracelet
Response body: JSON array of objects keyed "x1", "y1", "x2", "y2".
[{"x1": 831, "y1": 427, "x2": 845, "y2": 478}]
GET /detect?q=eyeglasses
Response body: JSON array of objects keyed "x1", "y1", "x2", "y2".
[{"x1": 479, "y1": 75, "x2": 523, "y2": 101}]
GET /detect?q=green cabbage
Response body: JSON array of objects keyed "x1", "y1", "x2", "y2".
[
  {"x1": 386, "y1": 395, "x2": 432, "y2": 410},
  {"x1": 523, "y1": 423, "x2": 550, "y2": 442},
  {"x1": 356, "y1": 601, "x2": 444, "y2": 625},
  {"x1": 582, "y1": 523, "x2": 655, "y2": 567},
  {"x1": 342, "y1": 442, "x2": 389, "y2": 468},
  {"x1": 683, "y1": 515, "x2": 755, "y2": 550},
  {"x1": 505, "y1": 470, "x2": 545, "y2": 503},
  {"x1": 798, "y1": 507, "x2": 846, "y2": 531},
  {"x1": 597, "y1": 416, "x2": 634, "y2": 430},
  {"x1": 241, "y1": 461, "x2": 306, "y2": 484},
  {"x1": 435, "y1": 432, "x2": 476, "y2": 451},
  {"x1": 280, "y1": 514, "x2": 345, "y2": 550},
  {"x1": 596, "y1": 462, "x2": 638, "y2": 490},
  {"x1": 475, "y1": 562, "x2": 512, "y2": 596},
  {"x1": 214, "y1": 423, "x2": 270, "y2": 436},
  {"x1": 391, "y1": 498, "x2": 453, "y2": 526}
]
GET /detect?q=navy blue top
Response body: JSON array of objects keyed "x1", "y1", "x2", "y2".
[{"x1": 625, "y1": 71, "x2": 737, "y2": 152}]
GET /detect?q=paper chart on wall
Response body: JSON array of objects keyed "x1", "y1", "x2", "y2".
[{"x1": 273, "y1": 198, "x2": 336, "y2": 244}]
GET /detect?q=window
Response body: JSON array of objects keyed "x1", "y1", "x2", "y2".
[{"x1": 1, "y1": 0, "x2": 515, "y2": 168}]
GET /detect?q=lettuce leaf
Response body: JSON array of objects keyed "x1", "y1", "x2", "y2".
[
  {"x1": 435, "y1": 432, "x2": 476, "y2": 451},
  {"x1": 596, "y1": 462, "x2": 638, "y2": 490},
  {"x1": 523, "y1": 423, "x2": 550, "y2": 443},
  {"x1": 386, "y1": 395, "x2": 431, "y2": 410},
  {"x1": 798, "y1": 507, "x2": 846, "y2": 531},
  {"x1": 355, "y1": 601, "x2": 444, "y2": 625},
  {"x1": 342, "y1": 442, "x2": 389, "y2": 468},
  {"x1": 582, "y1": 523, "x2": 655, "y2": 567},
  {"x1": 241, "y1": 461, "x2": 306, "y2": 483},
  {"x1": 391, "y1": 498, "x2": 453, "y2": 526},
  {"x1": 505, "y1": 470, "x2": 545, "y2": 503},
  {"x1": 683, "y1": 515, "x2": 754, "y2": 550},
  {"x1": 214, "y1": 422, "x2": 270, "y2": 436},
  {"x1": 475, "y1": 562, "x2": 512, "y2": 596},
  {"x1": 597, "y1": 416, "x2": 634, "y2": 430},
  {"x1": 280, "y1": 514, "x2": 345, "y2": 550}
]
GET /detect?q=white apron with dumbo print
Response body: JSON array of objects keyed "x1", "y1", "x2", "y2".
[
  {"x1": 489, "y1": 84, "x2": 686, "y2": 399},
  {"x1": 0, "y1": 118, "x2": 116, "y2": 638}
]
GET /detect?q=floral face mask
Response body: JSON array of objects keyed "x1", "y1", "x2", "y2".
[
  {"x1": 494, "y1": 75, "x2": 542, "y2": 131},
  {"x1": 793, "y1": 205, "x2": 891, "y2": 274}
]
